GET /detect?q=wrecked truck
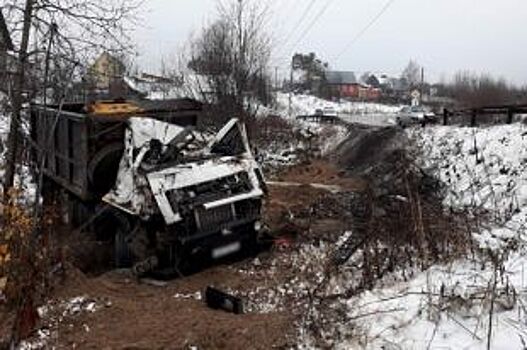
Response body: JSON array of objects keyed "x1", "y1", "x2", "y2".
[{"x1": 31, "y1": 99, "x2": 267, "y2": 275}]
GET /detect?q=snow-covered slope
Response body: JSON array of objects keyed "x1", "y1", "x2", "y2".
[
  {"x1": 337, "y1": 123, "x2": 527, "y2": 349},
  {"x1": 415, "y1": 124, "x2": 527, "y2": 215},
  {"x1": 275, "y1": 92, "x2": 400, "y2": 120},
  {"x1": 413, "y1": 124, "x2": 527, "y2": 251}
]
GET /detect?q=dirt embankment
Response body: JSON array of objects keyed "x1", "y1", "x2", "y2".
[
  {"x1": 1, "y1": 154, "x2": 360, "y2": 349},
  {"x1": 264, "y1": 159, "x2": 365, "y2": 232}
]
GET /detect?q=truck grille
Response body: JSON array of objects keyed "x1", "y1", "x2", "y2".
[
  {"x1": 166, "y1": 172, "x2": 253, "y2": 213},
  {"x1": 195, "y1": 199, "x2": 261, "y2": 233},
  {"x1": 196, "y1": 205, "x2": 234, "y2": 232}
]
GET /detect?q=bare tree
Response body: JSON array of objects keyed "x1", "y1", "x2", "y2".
[
  {"x1": 401, "y1": 59, "x2": 421, "y2": 87},
  {"x1": 445, "y1": 71, "x2": 514, "y2": 107},
  {"x1": 0, "y1": 0, "x2": 141, "y2": 345},
  {"x1": 1, "y1": 0, "x2": 142, "y2": 202},
  {"x1": 186, "y1": 0, "x2": 272, "y2": 125}
]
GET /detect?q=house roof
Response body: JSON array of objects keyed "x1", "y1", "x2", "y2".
[
  {"x1": 389, "y1": 77, "x2": 408, "y2": 91},
  {"x1": 91, "y1": 52, "x2": 126, "y2": 72},
  {"x1": 0, "y1": 9, "x2": 14, "y2": 51},
  {"x1": 326, "y1": 71, "x2": 357, "y2": 85}
]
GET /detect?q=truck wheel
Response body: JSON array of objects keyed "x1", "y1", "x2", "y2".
[
  {"x1": 88, "y1": 143, "x2": 124, "y2": 197},
  {"x1": 95, "y1": 209, "x2": 133, "y2": 268},
  {"x1": 114, "y1": 222, "x2": 132, "y2": 268}
]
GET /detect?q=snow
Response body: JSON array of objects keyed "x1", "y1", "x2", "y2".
[
  {"x1": 333, "y1": 122, "x2": 527, "y2": 349},
  {"x1": 125, "y1": 73, "x2": 215, "y2": 101},
  {"x1": 241, "y1": 121, "x2": 527, "y2": 349},
  {"x1": 0, "y1": 97, "x2": 36, "y2": 204},
  {"x1": 0, "y1": 94, "x2": 9, "y2": 179},
  {"x1": 411, "y1": 124, "x2": 527, "y2": 251},
  {"x1": 412, "y1": 124, "x2": 527, "y2": 217},
  {"x1": 274, "y1": 92, "x2": 400, "y2": 126},
  {"x1": 125, "y1": 75, "x2": 188, "y2": 100},
  {"x1": 19, "y1": 296, "x2": 101, "y2": 350}
]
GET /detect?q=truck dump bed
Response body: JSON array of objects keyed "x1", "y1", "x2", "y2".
[{"x1": 31, "y1": 99, "x2": 203, "y2": 200}]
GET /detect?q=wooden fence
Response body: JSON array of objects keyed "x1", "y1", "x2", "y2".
[{"x1": 442, "y1": 104, "x2": 527, "y2": 126}]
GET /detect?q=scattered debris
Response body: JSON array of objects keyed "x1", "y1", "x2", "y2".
[
  {"x1": 174, "y1": 291, "x2": 202, "y2": 300},
  {"x1": 205, "y1": 287, "x2": 244, "y2": 314},
  {"x1": 139, "y1": 278, "x2": 168, "y2": 288}
]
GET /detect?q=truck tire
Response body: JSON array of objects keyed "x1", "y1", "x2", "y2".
[
  {"x1": 95, "y1": 209, "x2": 133, "y2": 268},
  {"x1": 88, "y1": 143, "x2": 124, "y2": 197},
  {"x1": 114, "y1": 221, "x2": 132, "y2": 268}
]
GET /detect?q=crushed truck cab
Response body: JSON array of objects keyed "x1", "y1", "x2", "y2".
[{"x1": 31, "y1": 100, "x2": 267, "y2": 275}]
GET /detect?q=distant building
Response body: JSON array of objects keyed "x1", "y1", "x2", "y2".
[
  {"x1": 326, "y1": 71, "x2": 359, "y2": 98},
  {"x1": 87, "y1": 52, "x2": 126, "y2": 90},
  {"x1": 365, "y1": 74, "x2": 381, "y2": 89},
  {"x1": 326, "y1": 71, "x2": 380, "y2": 101}
]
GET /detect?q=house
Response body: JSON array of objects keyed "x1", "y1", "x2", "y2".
[
  {"x1": 358, "y1": 85, "x2": 382, "y2": 101},
  {"x1": 87, "y1": 52, "x2": 126, "y2": 90},
  {"x1": 326, "y1": 71, "x2": 381, "y2": 101},
  {"x1": 326, "y1": 71, "x2": 360, "y2": 99},
  {"x1": 365, "y1": 74, "x2": 381, "y2": 89}
]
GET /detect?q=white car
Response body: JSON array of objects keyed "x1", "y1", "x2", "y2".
[
  {"x1": 396, "y1": 106, "x2": 436, "y2": 126},
  {"x1": 314, "y1": 106, "x2": 338, "y2": 118},
  {"x1": 323, "y1": 106, "x2": 338, "y2": 117}
]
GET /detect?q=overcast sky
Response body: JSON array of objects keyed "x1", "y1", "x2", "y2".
[{"x1": 132, "y1": 0, "x2": 527, "y2": 85}]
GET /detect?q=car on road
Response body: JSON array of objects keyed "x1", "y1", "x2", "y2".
[
  {"x1": 314, "y1": 106, "x2": 338, "y2": 118},
  {"x1": 396, "y1": 105, "x2": 437, "y2": 127}
]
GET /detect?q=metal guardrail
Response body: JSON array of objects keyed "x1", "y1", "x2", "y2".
[{"x1": 296, "y1": 114, "x2": 340, "y2": 124}]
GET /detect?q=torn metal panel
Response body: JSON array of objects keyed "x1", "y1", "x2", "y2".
[
  {"x1": 147, "y1": 158, "x2": 263, "y2": 225},
  {"x1": 102, "y1": 117, "x2": 187, "y2": 217},
  {"x1": 103, "y1": 117, "x2": 266, "y2": 227},
  {"x1": 208, "y1": 118, "x2": 253, "y2": 157},
  {"x1": 128, "y1": 117, "x2": 186, "y2": 149}
]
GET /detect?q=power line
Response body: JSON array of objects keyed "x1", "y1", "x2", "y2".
[
  {"x1": 286, "y1": 0, "x2": 336, "y2": 55},
  {"x1": 280, "y1": 0, "x2": 302, "y2": 19},
  {"x1": 278, "y1": 0, "x2": 317, "y2": 51},
  {"x1": 334, "y1": 0, "x2": 396, "y2": 62}
]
